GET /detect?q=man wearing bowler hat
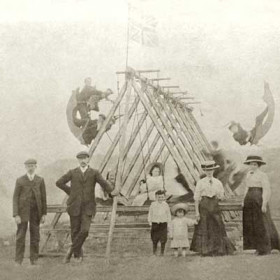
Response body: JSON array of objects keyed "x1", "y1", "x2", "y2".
[
  {"x1": 56, "y1": 151, "x2": 117, "y2": 263},
  {"x1": 13, "y1": 158, "x2": 47, "y2": 266}
]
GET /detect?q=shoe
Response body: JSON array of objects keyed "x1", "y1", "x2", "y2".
[
  {"x1": 30, "y1": 260, "x2": 38, "y2": 265},
  {"x1": 74, "y1": 257, "x2": 83, "y2": 264},
  {"x1": 63, "y1": 248, "x2": 72, "y2": 264}
]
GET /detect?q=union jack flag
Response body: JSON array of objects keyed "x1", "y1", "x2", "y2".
[{"x1": 129, "y1": 6, "x2": 159, "y2": 47}]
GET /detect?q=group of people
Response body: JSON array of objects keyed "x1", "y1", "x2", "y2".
[
  {"x1": 12, "y1": 152, "x2": 280, "y2": 266},
  {"x1": 13, "y1": 151, "x2": 118, "y2": 266},
  {"x1": 147, "y1": 157, "x2": 280, "y2": 257}
]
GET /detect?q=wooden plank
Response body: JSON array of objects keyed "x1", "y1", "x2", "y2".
[
  {"x1": 47, "y1": 201, "x2": 243, "y2": 213},
  {"x1": 133, "y1": 81, "x2": 195, "y2": 186}
]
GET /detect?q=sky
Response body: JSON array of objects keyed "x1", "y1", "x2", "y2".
[{"x1": 0, "y1": 0, "x2": 280, "y2": 176}]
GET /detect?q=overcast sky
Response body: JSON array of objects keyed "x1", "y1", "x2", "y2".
[{"x1": 0, "y1": 0, "x2": 280, "y2": 173}]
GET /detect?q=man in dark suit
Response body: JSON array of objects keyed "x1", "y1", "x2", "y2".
[
  {"x1": 13, "y1": 158, "x2": 47, "y2": 266},
  {"x1": 56, "y1": 151, "x2": 117, "y2": 263}
]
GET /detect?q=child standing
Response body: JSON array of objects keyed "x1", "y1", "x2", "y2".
[
  {"x1": 170, "y1": 203, "x2": 197, "y2": 257},
  {"x1": 148, "y1": 190, "x2": 171, "y2": 256}
]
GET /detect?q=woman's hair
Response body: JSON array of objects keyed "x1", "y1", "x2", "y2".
[
  {"x1": 139, "y1": 179, "x2": 146, "y2": 185},
  {"x1": 155, "y1": 190, "x2": 165, "y2": 196},
  {"x1": 149, "y1": 164, "x2": 161, "y2": 176},
  {"x1": 175, "y1": 208, "x2": 186, "y2": 216}
]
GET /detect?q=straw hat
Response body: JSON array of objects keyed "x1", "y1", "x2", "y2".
[
  {"x1": 201, "y1": 160, "x2": 220, "y2": 170},
  {"x1": 243, "y1": 155, "x2": 266, "y2": 165},
  {"x1": 171, "y1": 203, "x2": 189, "y2": 215}
]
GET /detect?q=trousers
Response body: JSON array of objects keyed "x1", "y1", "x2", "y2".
[
  {"x1": 15, "y1": 206, "x2": 40, "y2": 263},
  {"x1": 69, "y1": 212, "x2": 92, "y2": 258}
]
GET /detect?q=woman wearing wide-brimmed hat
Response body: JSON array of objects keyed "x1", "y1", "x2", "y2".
[
  {"x1": 242, "y1": 155, "x2": 280, "y2": 255},
  {"x1": 190, "y1": 161, "x2": 236, "y2": 256}
]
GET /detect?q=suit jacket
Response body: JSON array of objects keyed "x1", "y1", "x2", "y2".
[
  {"x1": 13, "y1": 175, "x2": 47, "y2": 222},
  {"x1": 56, "y1": 167, "x2": 114, "y2": 216}
]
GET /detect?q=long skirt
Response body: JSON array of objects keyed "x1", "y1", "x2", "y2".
[
  {"x1": 243, "y1": 187, "x2": 280, "y2": 254},
  {"x1": 190, "y1": 196, "x2": 236, "y2": 256}
]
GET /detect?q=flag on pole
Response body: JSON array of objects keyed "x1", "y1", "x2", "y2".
[{"x1": 129, "y1": 6, "x2": 159, "y2": 47}]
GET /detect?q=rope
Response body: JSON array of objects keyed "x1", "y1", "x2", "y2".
[{"x1": 135, "y1": 103, "x2": 150, "y2": 200}]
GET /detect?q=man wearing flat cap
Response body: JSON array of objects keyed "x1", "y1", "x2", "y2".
[
  {"x1": 56, "y1": 151, "x2": 118, "y2": 263},
  {"x1": 13, "y1": 159, "x2": 47, "y2": 266}
]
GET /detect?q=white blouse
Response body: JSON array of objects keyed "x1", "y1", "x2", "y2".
[
  {"x1": 194, "y1": 176, "x2": 224, "y2": 201},
  {"x1": 244, "y1": 169, "x2": 271, "y2": 205}
]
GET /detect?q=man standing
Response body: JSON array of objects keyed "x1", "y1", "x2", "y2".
[
  {"x1": 56, "y1": 151, "x2": 117, "y2": 263},
  {"x1": 13, "y1": 159, "x2": 47, "y2": 266}
]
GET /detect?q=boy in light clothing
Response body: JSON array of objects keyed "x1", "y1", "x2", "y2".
[{"x1": 148, "y1": 190, "x2": 171, "y2": 256}]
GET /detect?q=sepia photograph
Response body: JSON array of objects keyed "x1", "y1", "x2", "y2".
[{"x1": 0, "y1": 0, "x2": 280, "y2": 279}]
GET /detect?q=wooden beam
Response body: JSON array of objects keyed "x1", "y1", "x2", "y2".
[
  {"x1": 144, "y1": 87, "x2": 199, "y2": 183},
  {"x1": 167, "y1": 100, "x2": 206, "y2": 162},
  {"x1": 116, "y1": 69, "x2": 160, "y2": 74},
  {"x1": 132, "y1": 81, "x2": 195, "y2": 187},
  {"x1": 150, "y1": 89, "x2": 201, "y2": 178},
  {"x1": 164, "y1": 97, "x2": 205, "y2": 164},
  {"x1": 161, "y1": 86, "x2": 180, "y2": 89},
  {"x1": 89, "y1": 81, "x2": 129, "y2": 157},
  {"x1": 105, "y1": 80, "x2": 132, "y2": 261},
  {"x1": 121, "y1": 121, "x2": 155, "y2": 189},
  {"x1": 176, "y1": 105, "x2": 208, "y2": 157},
  {"x1": 150, "y1": 78, "x2": 171, "y2": 81},
  {"x1": 98, "y1": 97, "x2": 141, "y2": 174},
  {"x1": 181, "y1": 106, "x2": 212, "y2": 152}
]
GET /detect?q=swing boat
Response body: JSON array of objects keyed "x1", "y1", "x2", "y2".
[{"x1": 42, "y1": 67, "x2": 244, "y2": 259}]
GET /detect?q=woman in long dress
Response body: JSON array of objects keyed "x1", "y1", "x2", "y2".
[
  {"x1": 190, "y1": 161, "x2": 236, "y2": 256},
  {"x1": 242, "y1": 155, "x2": 280, "y2": 255}
]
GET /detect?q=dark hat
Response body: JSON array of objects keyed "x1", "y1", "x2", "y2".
[
  {"x1": 243, "y1": 155, "x2": 266, "y2": 165},
  {"x1": 24, "y1": 158, "x2": 37, "y2": 165},
  {"x1": 76, "y1": 151, "x2": 90, "y2": 159},
  {"x1": 201, "y1": 160, "x2": 220, "y2": 170}
]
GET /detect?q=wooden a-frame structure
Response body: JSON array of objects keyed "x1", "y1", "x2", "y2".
[{"x1": 42, "y1": 67, "x2": 241, "y2": 260}]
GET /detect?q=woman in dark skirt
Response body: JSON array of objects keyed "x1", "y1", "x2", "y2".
[
  {"x1": 190, "y1": 161, "x2": 236, "y2": 256},
  {"x1": 242, "y1": 155, "x2": 280, "y2": 255}
]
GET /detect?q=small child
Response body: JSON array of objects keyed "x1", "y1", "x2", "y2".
[
  {"x1": 170, "y1": 203, "x2": 197, "y2": 257},
  {"x1": 148, "y1": 190, "x2": 171, "y2": 256}
]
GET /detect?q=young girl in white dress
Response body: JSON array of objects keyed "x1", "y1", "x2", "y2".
[{"x1": 169, "y1": 203, "x2": 197, "y2": 257}]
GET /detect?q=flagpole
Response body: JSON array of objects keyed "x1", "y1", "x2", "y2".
[{"x1": 125, "y1": 3, "x2": 131, "y2": 68}]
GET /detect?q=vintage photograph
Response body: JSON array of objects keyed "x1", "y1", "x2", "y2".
[{"x1": 0, "y1": 0, "x2": 280, "y2": 279}]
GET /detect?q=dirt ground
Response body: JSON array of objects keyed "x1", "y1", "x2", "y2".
[{"x1": 1, "y1": 245, "x2": 279, "y2": 280}]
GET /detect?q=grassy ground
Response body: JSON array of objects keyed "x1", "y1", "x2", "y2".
[{"x1": 1, "y1": 245, "x2": 280, "y2": 280}]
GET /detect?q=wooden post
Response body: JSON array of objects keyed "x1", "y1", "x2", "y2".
[{"x1": 105, "y1": 79, "x2": 132, "y2": 262}]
